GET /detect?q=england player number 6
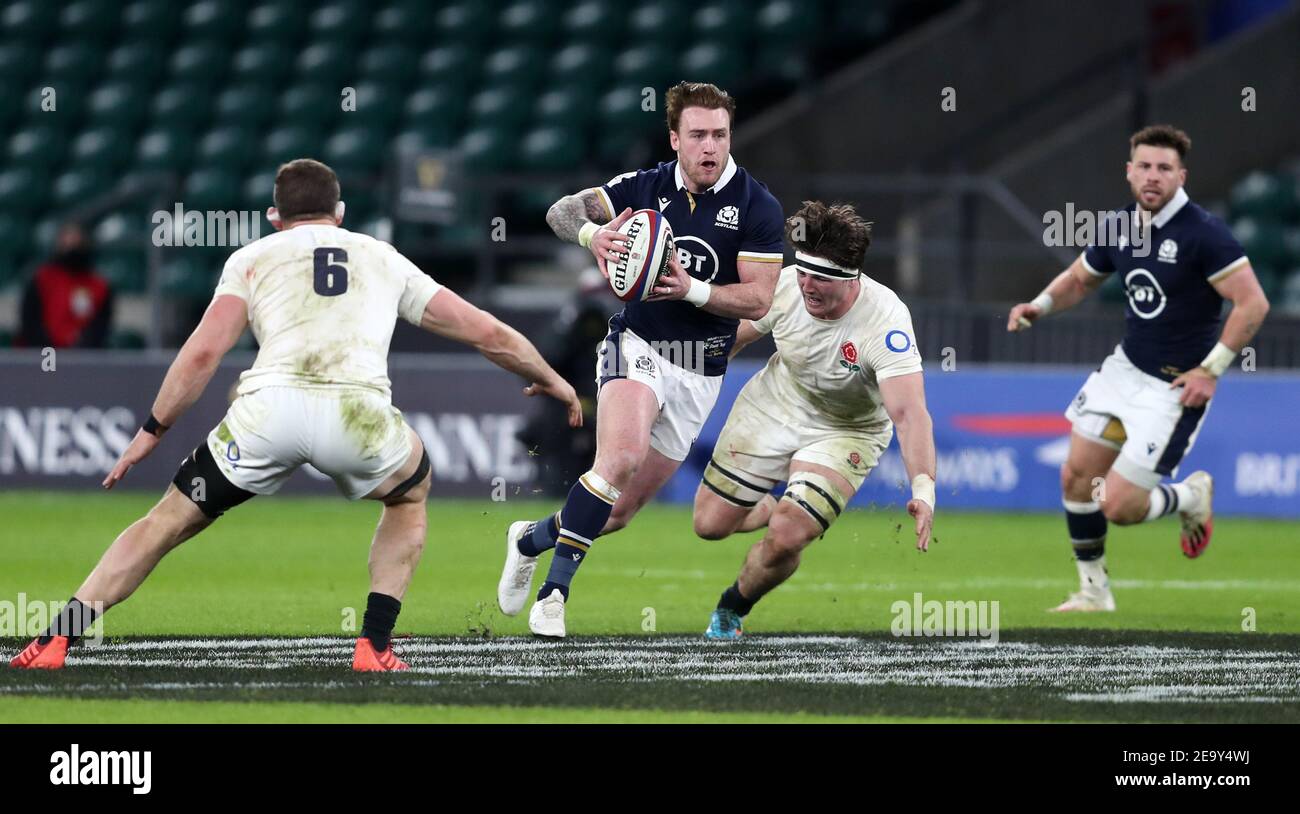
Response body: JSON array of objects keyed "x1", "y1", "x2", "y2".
[{"x1": 313, "y1": 247, "x2": 349, "y2": 296}]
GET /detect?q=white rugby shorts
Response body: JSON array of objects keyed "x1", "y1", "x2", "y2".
[
  {"x1": 1065, "y1": 344, "x2": 1210, "y2": 488},
  {"x1": 594, "y1": 326, "x2": 722, "y2": 462},
  {"x1": 205, "y1": 386, "x2": 412, "y2": 499},
  {"x1": 704, "y1": 383, "x2": 893, "y2": 508}
]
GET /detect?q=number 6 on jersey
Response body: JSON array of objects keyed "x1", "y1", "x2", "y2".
[{"x1": 313, "y1": 247, "x2": 349, "y2": 296}]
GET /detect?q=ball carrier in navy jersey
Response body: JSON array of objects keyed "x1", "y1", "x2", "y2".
[
  {"x1": 1009, "y1": 125, "x2": 1271, "y2": 612},
  {"x1": 499, "y1": 81, "x2": 785, "y2": 637}
]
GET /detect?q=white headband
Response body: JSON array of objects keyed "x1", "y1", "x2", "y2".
[{"x1": 794, "y1": 250, "x2": 858, "y2": 280}]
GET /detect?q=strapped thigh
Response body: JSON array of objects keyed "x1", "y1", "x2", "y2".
[
  {"x1": 781, "y1": 471, "x2": 847, "y2": 534},
  {"x1": 172, "y1": 442, "x2": 256, "y2": 519},
  {"x1": 702, "y1": 457, "x2": 776, "y2": 508},
  {"x1": 383, "y1": 448, "x2": 430, "y2": 501}
]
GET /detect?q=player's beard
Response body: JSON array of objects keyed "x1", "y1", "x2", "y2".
[
  {"x1": 683, "y1": 154, "x2": 723, "y2": 190},
  {"x1": 1132, "y1": 182, "x2": 1177, "y2": 213}
]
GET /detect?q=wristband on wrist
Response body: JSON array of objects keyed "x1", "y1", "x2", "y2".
[
  {"x1": 1199, "y1": 342, "x2": 1236, "y2": 378},
  {"x1": 684, "y1": 277, "x2": 711, "y2": 307},
  {"x1": 911, "y1": 474, "x2": 936, "y2": 510},
  {"x1": 142, "y1": 413, "x2": 169, "y2": 437},
  {"x1": 1030, "y1": 291, "x2": 1054, "y2": 315},
  {"x1": 577, "y1": 222, "x2": 600, "y2": 249}
]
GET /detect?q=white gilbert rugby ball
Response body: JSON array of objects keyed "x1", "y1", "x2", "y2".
[{"x1": 607, "y1": 209, "x2": 674, "y2": 302}]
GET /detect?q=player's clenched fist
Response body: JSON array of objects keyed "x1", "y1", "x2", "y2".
[
  {"x1": 1006, "y1": 302, "x2": 1045, "y2": 332},
  {"x1": 1003, "y1": 301, "x2": 1045, "y2": 330},
  {"x1": 585, "y1": 207, "x2": 634, "y2": 280}
]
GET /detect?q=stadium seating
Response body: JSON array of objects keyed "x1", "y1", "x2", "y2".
[
  {"x1": 0, "y1": 0, "x2": 954, "y2": 307},
  {"x1": 1227, "y1": 167, "x2": 1300, "y2": 314},
  {"x1": 51, "y1": 168, "x2": 106, "y2": 210}
]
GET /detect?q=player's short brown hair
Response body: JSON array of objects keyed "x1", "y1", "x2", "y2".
[
  {"x1": 273, "y1": 158, "x2": 340, "y2": 222},
  {"x1": 786, "y1": 201, "x2": 873, "y2": 271},
  {"x1": 666, "y1": 81, "x2": 736, "y2": 133},
  {"x1": 1130, "y1": 124, "x2": 1191, "y2": 164}
]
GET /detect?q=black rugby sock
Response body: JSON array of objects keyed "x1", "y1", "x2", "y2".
[
  {"x1": 38, "y1": 597, "x2": 99, "y2": 645},
  {"x1": 717, "y1": 582, "x2": 755, "y2": 617},
  {"x1": 361, "y1": 592, "x2": 402, "y2": 651}
]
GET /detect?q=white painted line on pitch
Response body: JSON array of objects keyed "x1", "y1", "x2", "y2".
[{"x1": 11, "y1": 636, "x2": 1294, "y2": 708}]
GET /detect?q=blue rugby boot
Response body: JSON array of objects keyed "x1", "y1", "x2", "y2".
[{"x1": 704, "y1": 608, "x2": 744, "y2": 640}]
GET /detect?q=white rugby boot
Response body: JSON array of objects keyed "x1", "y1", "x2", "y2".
[
  {"x1": 529, "y1": 589, "x2": 567, "y2": 638},
  {"x1": 1177, "y1": 471, "x2": 1214, "y2": 559},
  {"x1": 497, "y1": 520, "x2": 538, "y2": 616},
  {"x1": 1050, "y1": 558, "x2": 1116, "y2": 612}
]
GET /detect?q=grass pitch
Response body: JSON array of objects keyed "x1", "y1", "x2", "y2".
[{"x1": 2, "y1": 491, "x2": 1298, "y2": 722}]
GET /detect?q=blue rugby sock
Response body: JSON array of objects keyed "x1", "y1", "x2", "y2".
[
  {"x1": 537, "y1": 471, "x2": 620, "y2": 600},
  {"x1": 1064, "y1": 499, "x2": 1107, "y2": 560},
  {"x1": 540, "y1": 543, "x2": 587, "y2": 601},
  {"x1": 518, "y1": 512, "x2": 560, "y2": 556},
  {"x1": 1064, "y1": 499, "x2": 1110, "y2": 592}
]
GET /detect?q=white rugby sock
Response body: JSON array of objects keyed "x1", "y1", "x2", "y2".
[
  {"x1": 1145, "y1": 481, "x2": 1198, "y2": 522},
  {"x1": 1171, "y1": 480, "x2": 1198, "y2": 511},
  {"x1": 1076, "y1": 556, "x2": 1109, "y2": 592}
]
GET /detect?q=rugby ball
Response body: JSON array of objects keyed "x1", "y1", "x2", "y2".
[{"x1": 607, "y1": 209, "x2": 674, "y2": 302}]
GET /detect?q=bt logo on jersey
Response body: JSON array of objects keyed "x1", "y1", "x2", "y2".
[
  {"x1": 1124, "y1": 268, "x2": 1167, "y2": 319},
  {"x1": 673, "y1": 236, "x2": 720, "y2": 282}
]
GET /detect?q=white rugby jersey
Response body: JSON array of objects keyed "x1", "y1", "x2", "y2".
[
  {"x1": 212, "y1": 224, "x2": 442, "y2": 398},
  {"x1": 746, "y1": 267, "x2": 923, "y2": 430}
]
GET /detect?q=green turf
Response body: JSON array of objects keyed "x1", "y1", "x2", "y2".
[
  {"x1": 2, "y1": 491, "x2": 1295, "y2": 637},
  {"x1": 0, "y1": 696, "x2": 1005, "y2": 724},
  {"x1": 2, "y1": 490, "x2": 1297, "y2": 723}
]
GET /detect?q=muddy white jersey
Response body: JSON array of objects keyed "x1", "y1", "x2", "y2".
[
  {"x1": 747, "y1": 267, "x2": 922, "y2": 431},
  {"x1": 212, "y1": 224, "x2": 441, "y2": 399}
]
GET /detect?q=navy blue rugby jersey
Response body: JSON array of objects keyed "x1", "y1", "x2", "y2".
[
  {"x1": 595, "y1": 155, "x2": 784, "y2": 376},
  {"x1": 1082, "y1": 188, "x2": 1249, "y2": 381}
]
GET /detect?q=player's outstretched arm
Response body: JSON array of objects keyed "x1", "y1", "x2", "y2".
[
  {"x1": 104, "y1": 295, "x2": 248, "y2": 488},
  {"x1": 1170, "y1": 262, "x2": 1270, "y2": 407},
  {"x1": 151, "y1": 295, "x2": 249, "y2": 425},
  {"x1": 419, "y1": 288, "x2": 583, "y2": 427},
  {"x1": 1007, "y1": 256, "x2": 1104, "y2": 331},
  {"x1": 880, "y1": 371, "x2": 937, "y2": 551},
  {"x1": 545, "y1": 188, "x2": 633, "y2": 279}
]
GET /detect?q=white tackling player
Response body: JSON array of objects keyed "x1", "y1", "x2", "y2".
[
  {"x1": 9, "y1": 159, "x2": 582, "y2": 672},
  {"x1": 693, "y1": 201, "x2": 938, "y2": 639}
]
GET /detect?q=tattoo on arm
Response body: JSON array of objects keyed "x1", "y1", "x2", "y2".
[
  {"x1": 582, "y1": 190, "x2": 607, "y2": 222},
  {"x1": 546, "y1": 190, "x2": 608, "y2": 244}
]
